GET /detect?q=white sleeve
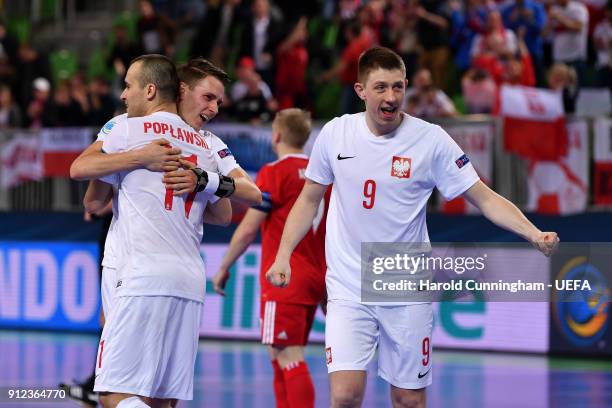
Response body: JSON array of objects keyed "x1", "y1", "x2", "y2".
[
  {"x1": 209, "y1": 133, "x2": 239, "y2": 176},
  {"x1": 305, "y1": 121, "x2": 334, "y2": 185},
  {"x1": 99, "y1": 119, "x2": 129, "y2": 185},
  {"x1": 101, "y1": 119, "x2": 128, "y2": 154},
  {"x1": 431, "y1": 126, "x2": 479, "y2": 200},
  {"x1": 96, "y1": 114, "x2": 126, "y2": 142}
]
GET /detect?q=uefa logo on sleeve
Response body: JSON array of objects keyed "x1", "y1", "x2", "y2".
[
  {"x1": 325, "y1": 347, "x2": 333, "y2": 364},
  {"x1": 391, "y1": 156, "x2": 411, "y2": 178}
]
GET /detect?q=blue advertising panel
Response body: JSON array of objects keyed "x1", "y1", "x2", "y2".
[{"x1": 0, "y1": 242, "x2": 100, "y2": 332}]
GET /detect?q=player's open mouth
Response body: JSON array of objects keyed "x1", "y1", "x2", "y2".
[
  {"x1": 380, "y1": 106, "x2": 397, "y2": 118},
  {"x1": 200, "y1": 113, "x2": 209, "y2": 123}
]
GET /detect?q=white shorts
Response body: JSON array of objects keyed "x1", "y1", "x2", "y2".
[
  {"x1": 325, "y1": 299, "x2": 433, "y2": 389},
  {"x1": 100, "y1": 266, "x2": 116, "y2": 317},
  {"x1": 94, "y1": 296, "x2": 202, "y2": 400}
]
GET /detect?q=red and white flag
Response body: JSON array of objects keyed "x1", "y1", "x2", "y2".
[
  {"x1": 527, "y1": 120, "x2": 588, "y2": 214},
  {"x1": 0, "y1": 134, "x2": 43, "y2": 188},
  {"x1": 40, "y1": 128, "x2": 92, "y2": 177},
  {"x1": 501, "y1": 85, "x2": 567, "y2": 161}
]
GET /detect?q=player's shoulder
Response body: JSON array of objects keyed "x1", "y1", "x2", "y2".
[
  {"x1": 99, "y1": 113, "x2": 128, "y2": 135},
  {"x1": 318, "y1": 112, "x2": 365, "y2": 142},
  {"x1": 328, "y1": 112, "x2": 365, "y2": 128},
  {"x1": 266, "y1": 153, "x2": 308, "y2": 169},
  {"x1": 259, "y1": 155, "x2": 307, "y2": 184},
  {"x1": 201, "y1": 130, "x2": 235, "y2": 162},
  {"x1": 400, "y1": 113, "x2": 444, "y2": 138},
  {"x1": 200, "y1": 129, "x2": 226, "y2": 149}
]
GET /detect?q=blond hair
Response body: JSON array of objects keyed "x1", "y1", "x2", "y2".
[{"x1": 273, "y1": 108, "x2": 312, "y2": 148}]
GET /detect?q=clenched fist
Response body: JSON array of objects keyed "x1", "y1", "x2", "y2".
[
  {"x1": 265, "y1": 259, "x2": 292, "y2": 288},
  {"x1": 531, "y1": 231, "x2": 560, "y2": 257}
]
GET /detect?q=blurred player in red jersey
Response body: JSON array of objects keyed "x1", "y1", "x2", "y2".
[{"x1": 212, "y1": 108, "x2": 329, "y2": 408}]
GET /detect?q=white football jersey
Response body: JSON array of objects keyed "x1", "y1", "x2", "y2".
[
  {"x1": 305, "y1": 112, "x2": 480, "y2": 302},
  {"x1": 96, "y1": 118, "x2": 240, "y2": 271},
  {"x1": 101, "y1": 111, "x2": 219, "y2": 302},
  {"x1": 95, "y1": 114, "x2": 127, "y2": 269}
]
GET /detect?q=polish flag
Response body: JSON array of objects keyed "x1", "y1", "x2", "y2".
[
  {"x1": 40, "y1": 128, "x2": 92, "y2": 177},
  {"x1": 500, "y1": 85, "x2": 567, "y2": 161}
]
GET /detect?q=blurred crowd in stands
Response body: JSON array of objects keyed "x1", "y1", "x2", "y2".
[{"x1": 0, "y1": 0, "x2": 611, "y2": 129}]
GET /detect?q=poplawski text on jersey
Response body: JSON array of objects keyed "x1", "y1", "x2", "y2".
[{"x1": 143, "y1": 121, "x2": 210, "y2": 149}]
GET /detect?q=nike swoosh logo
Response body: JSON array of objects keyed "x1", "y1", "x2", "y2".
[
  {"x1": 337, "y1": 154, "x2": 356, "y2": 160},
  {"x1": 417, "y1": 368, "x2": 431, "y2": 379}
]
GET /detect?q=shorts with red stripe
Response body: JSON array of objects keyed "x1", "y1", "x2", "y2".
[{"x1": 260, "y1": 301, "x2": 317, "y2": 346}]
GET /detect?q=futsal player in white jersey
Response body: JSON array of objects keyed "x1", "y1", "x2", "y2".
[
  {"x1": 76, "y1": 58, "x2": 262, "y2": 321},
  {"x1": 72, "y1": 58, "x2": 260, "y2": 320},
  {"x1": 266, "y1": 47, "x2": 559, "y2": 408},
  {"x1": 68, "y1": 57, "x2": 261, "y2": 406},
  {"x1": 84, "y1": 55, "x2": 231, "y2": 408}
]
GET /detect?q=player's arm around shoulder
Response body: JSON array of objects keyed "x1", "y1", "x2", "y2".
[
  {"x1": 463, "y1": 180, "x2": 559, "y2": 256},
  {"x1": 227, "y1": 167, "x2": 262, "y2": 206},
  {"x1": 70, "y1": 116, "x2": 182, "y2": 180}
]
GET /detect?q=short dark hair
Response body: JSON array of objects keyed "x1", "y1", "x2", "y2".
[
  {"x1": 131, "y1": 54, "x2": 179, "y2": 102},
  {"x1": 177, "y1": 57, "x2": 230, "y2": 89},
  {"x1": 357, "y1": 47, "x2": 406, "y2": 84}
]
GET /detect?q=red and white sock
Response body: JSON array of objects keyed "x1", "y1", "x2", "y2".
[
  {"x1": 271, "y1": 360, "x2": 290, "y2": 408},
  {"x1": 282, "y1": 361, "x2": 315, "y2": 408}
]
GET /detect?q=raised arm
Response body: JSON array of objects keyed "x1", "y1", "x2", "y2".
[
  {"x1": 212, "y1": 208, "x2": 267, "y2": 295},
  {"x1": 70, "y1": 139, "x2": 182, "y2": 181},
  {"x1": 266, "y1": 179, "x2": 328, "y2": 287},
  {"x1": 463, "y1": 180, "x2": 559, "y2": 256}
]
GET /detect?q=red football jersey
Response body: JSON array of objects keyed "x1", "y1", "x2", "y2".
[{"x1": 255, "y1": 154, "x2": 329, "y2": 305}]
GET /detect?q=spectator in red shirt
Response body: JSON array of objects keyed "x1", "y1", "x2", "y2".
[
  {"x1": 502, "y1": 29, "x2": 536, "y2": 87},
  {"x1": 275, "y1": 17, "x2": 309, "y2": 110},
  {"x1": 319, "y1": 19, "x2": 373, "y2": 114}
]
